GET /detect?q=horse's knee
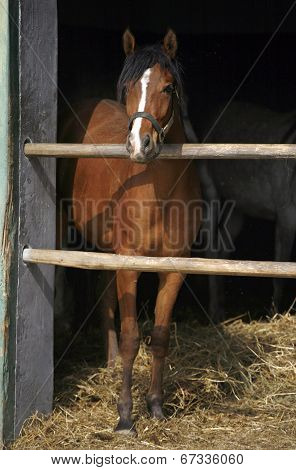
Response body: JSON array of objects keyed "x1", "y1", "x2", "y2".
[
  {"x1": 119, "y1": 332, "x2": 140, "y2": 361},
  {"x1": 150, "y1": 326, "x2": 170, "y2": 358}
]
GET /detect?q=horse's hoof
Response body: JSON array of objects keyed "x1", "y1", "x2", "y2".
[
  {"x1": 106, "y1": 358, "x2": 117, "y2": 368},
  {"x1": 115, "y1": 420, "x2": 137, "y2": 436},
  {"x1": 150, "y1": 407, "x2": 165, "y2": 420},
  {"x1": 147, "y1": 396, "x2": 165, "y2": 420}
]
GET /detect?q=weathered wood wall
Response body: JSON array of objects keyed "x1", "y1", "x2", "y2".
[
  {"x1": 3, "y1": 0, "x2": 57, "y2": 442},
  {"x1": 0, "y1": 0, "x2": 10, "y2": 447}
]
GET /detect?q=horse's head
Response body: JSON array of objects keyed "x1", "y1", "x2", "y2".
[{"x1": 118, "y1": 29, "x2": 182, "y2": 163}]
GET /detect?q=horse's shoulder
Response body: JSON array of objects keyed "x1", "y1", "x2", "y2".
[
  {"x1": 81, "y1": 99, "x2": 127, "y2": 144},
  {"x1": 97, "y1": 99, "x2": 126, "y2": 114}
]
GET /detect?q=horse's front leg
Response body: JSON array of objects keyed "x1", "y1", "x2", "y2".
[
  {"x1": 115, "y1": 270, "x2": 140, "y2": 434},
  {"x1": 99, "y1": 270, "x2": 118, "y2": 368},
  {"x1": 147, "y1": 271, "x2": 184, "y2": 419}
]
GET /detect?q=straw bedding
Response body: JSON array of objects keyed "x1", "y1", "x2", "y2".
[{"x1": 10, "y1": 313, "x2": 296, "y2": 449}]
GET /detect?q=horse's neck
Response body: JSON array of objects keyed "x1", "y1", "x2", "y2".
[{"x1": 166, "y1": 106, "x2": 186, "y2": 144}]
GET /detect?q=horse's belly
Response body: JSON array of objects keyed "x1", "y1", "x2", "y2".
[
  {"x1": 216, "y1": 183, "x2": 276, "y2": 220},
  {"x1": 209, "y1": 160, "x2": 292, "y2": 220}
]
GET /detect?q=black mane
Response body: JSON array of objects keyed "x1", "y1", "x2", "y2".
[{"x1": 117, "y1": 44, "x2": 183, "y2": 104}]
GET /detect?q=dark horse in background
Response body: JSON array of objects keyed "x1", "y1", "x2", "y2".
[
  {"x1": 198, "y1": 101, "x2": 296, "y2": 322},
  {"x1": 58, "y1": 30, "x2": 201, "y2": 434}
]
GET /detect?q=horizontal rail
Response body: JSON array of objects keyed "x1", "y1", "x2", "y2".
[
  {"x1": 23, "y1": 248, "x2": 296, "y2": 278},
  {"x1": 24, "y1": 143, "x2": 296, "y2": 159}
]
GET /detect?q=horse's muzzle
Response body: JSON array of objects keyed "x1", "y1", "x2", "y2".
[
  {"x1": 130, "y1": 152, "x2": 158, "y2": 164},
  {"x1": 126, "y1": 134, "x2": 160, "y2": 163}
]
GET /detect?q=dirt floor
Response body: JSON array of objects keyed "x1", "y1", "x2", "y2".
[{"x1": 10, "y1": 313, "x2": 296, "y2": 450}]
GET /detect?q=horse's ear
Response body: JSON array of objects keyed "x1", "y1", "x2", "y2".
[
  {"x1": 163, "y1": 29, "x2": 177, "y2": 59},
  {"x1": 123, "y1": 29, "x2": 136, "y2": 56}
]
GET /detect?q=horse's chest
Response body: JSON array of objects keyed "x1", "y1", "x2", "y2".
[{"x1": 112, "y1": 199, "x2": 165, "y2": 253}]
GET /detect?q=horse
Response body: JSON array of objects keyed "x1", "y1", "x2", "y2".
[
  {"x1": 198, "y1": 101, "x2": 296, "y2": 322},
  {"x1": 58, "y1": 29, "x2": 201, "y2": 434}
]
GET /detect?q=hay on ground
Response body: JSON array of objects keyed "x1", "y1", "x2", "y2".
[{"x1": 10, "y1": 313, "x2": 296, "y2": 450}]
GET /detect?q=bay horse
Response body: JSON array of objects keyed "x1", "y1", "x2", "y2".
[
  {"x1": 58, "y1": 29, "x2": 201, "y2": 434},
  {"x1": 198, "y1": 101, "x2": 296, "y2": 322}
]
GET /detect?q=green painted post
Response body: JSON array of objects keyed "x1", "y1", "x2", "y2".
[{"x1": 0, "y1": 0, "x2": 9, "y2": 447}]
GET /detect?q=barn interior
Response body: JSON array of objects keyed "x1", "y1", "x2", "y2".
[{"x1": 56, "y1": 0, "x2": 296, "y2": 349}]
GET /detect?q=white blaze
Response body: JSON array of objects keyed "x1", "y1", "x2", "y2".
[{"x1": 130, "y1": 68, "x2": 151, "y2": 154}]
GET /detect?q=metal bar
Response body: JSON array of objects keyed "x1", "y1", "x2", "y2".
[
  {"x1": 24, "y1": 143, "x2": 296, "y2": 159},
  {"x1": 23, "y1": 248, "x2": 296, "y2": 278}
]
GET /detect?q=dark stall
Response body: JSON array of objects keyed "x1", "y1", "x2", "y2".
[{"x1": 57, "y1": 0, "x2": 296, "y2": 323}]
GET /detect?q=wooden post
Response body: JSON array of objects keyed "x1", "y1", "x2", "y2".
[
  {"x1": 4, "y1": 0, "x2": 57, "y2": 442},
  {"x1": 23, "y1": 249, "x2": 296, "y2": 279},
  {"x1": 24, "y1": 142, "x2": 296, "y2": 159},
  {"x1": 0, "y1": 0, "x2": 10, "y2": 447}
]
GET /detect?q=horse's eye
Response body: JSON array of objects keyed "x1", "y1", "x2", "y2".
[{"x1": 163, "y1": 84, "x2": 174, "y2": 94}]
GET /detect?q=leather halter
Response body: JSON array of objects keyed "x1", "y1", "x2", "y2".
[
  {"x1": 128, "y1": 91, "x2": 178, "y2": 144},
  {"x1": 128, "y1": 109, "x2": 174, "y2": 144}
]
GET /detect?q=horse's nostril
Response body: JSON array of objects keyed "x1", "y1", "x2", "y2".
[{"x1": 142, "y1": 134, "x2": 152, "y2": 153}]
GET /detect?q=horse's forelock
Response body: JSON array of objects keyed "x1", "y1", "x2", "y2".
[{"x1": 117, "y1": 44, "x2": 183, "y2": 105}]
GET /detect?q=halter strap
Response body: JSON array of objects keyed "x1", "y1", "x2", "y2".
[{"x1": 128, "y1": 109, "x2": 175, "y2": 144}]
